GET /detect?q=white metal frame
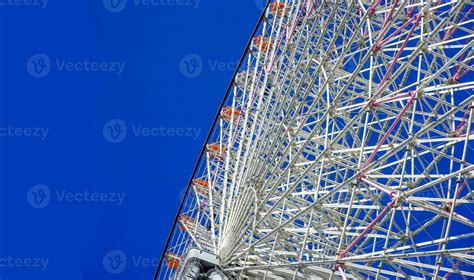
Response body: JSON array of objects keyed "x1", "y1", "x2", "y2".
[{"x1": 157, "y1": 1, "x2": 474, "y2": 279}]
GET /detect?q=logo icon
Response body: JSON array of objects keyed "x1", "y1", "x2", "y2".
[
  {"x1": 179, "y1": 53, "x2": 203, "y2": 78},
  {"x1": 103, "y1": 119, "x2": 127, "y2": 143},
  {"x1": 103, "y1": 0, "x2": 127, "y2": 13},
  {"x1": 27, "y1": 184, "x2": 51, "y2": 208},
  {"x1": 103, "y1": 250, "x2": 127, "y2": 274},
  {"x1": 27, "y1": 54, "x2": 51, "y2": 78}
]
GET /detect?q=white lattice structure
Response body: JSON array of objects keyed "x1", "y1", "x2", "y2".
[{"x1": 155, "y1": 1, "x2": 474, "y2": 279}]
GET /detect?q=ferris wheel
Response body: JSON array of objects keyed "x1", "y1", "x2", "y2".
[{"x1": 154, "y1": 0, "x2": 474, "y2": 279}]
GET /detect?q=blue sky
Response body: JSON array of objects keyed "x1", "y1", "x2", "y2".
[{"x1": 0, "y1": 0, "x2": 264, "y2": 279}]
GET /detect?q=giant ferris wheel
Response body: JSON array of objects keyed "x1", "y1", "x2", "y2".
[{"x1": 155, "y1": 0, "x2": 474, "y2": 279}]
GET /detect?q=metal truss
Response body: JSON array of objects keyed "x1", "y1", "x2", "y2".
[{"x1": 155, "y1": 0, "x2": 474, "y2": 279}]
